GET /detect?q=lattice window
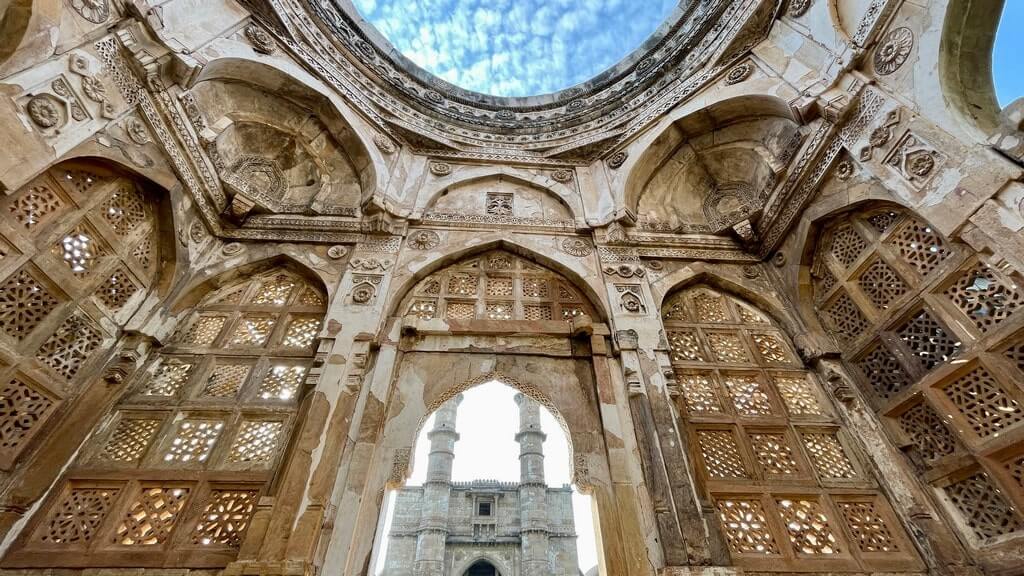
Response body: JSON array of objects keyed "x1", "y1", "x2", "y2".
[
  {"x1": 9, "y1": 184, "x2": 66, "y2": 230},
  {"x1": 723, "y1": 375, "x2": 773, "y2": 416},
  {"x1": 897, "y1": 310, "x2": 960, "y2": 371},
  {"x1": 708, "y1": 333, "x2": 750, "y2": 363},
  {"x1": 0, "y1": 376, "x2": 56, "y2": 462},
  {"x1": 669, "y1": 330, "x2": 705, "y2": 362},
  {"x1": 403, "y1": 250, "x2": 595, "y2": 323},
  {"x1": 282, "y1": 317, "x2": 320, "y2": 348},
  {"x1": 228, "y1": 421, "x2": 283, "y2": 464},
  {"x1": 99, "y1": 185, "x2": 148, "y2": 237},
  {"x1": 95, "y1": 267, "x2": 140, "y2": 311},
  {"x1": 229, "y1": 315, "x2": 276, "y2": 347},
  {"x1": 774, "y1": 375, "x2": 823, "y2": 416},
  {"x1": 942, "y1": 367, "x2": 1024, "y2": 439},
  {"x1": 251, "y1": 275, "x2": 296, "y2": 305},
  {"x1": 0, "y1": 267, "x2": 60, "y2": 340},
  {"x1": 802, "y1": 433, "x2": 857, "y2": 479},
  {"x1": 829, "y1": 224, "x2": 868, "y2": 268},
  {"x1": 39, "y1": 487, "x2": 120, "y2": 546},
  {"x1": 888, "y1": 217, "x2": 949, "y2": 277},
  {"x1": 750, "y1": 433, "x2": 800, "y2": 475},
  {"x1": 663, "y1": 284, "x2": 912, "y2": 569},
  {"x1": 179, "y1": 315, "x2": 227, "y2": 345},
  {"x1": 35, "y1": 313, "x2": 103, "y2": 381},
  {"x1": 820, "y1": 292, "x2": 870, "y2": 345},
  {"x1": 201, "y1": 364, "x2": 251, "y2": 398},
  {"x1": 866, "y1": 211, "x2": 899, "y2": 234},
  {"x1": 717, "y1": 499, "x2": 779, "y2": 554},
  {"x1": 857, "y1": 259, "x2": 907, "y2": 310},
  {"x1": 191, "y1": 490, "x2": 258, "y2": 548},
  {"x1": 697, "y1": 430, "x2": 748, "y2": 478},
  {"x1": 855, "y1": 343, "x2": 913, "y2": 403},
  {"x1": 258, "y1": 364, "x2": 306, "y2": 401},
  {"x1": 839, "y1": 501, "x2": 900, "y2": 553},
  {"x1": 896, "y1": 402, "x2": 959, "y2": 464},
  {"x1": 777, "y1": 499, "x2": 840, "y2": 555},
  {"x1": 676, "y1": 372, "x2": 723, "y2": 414},
  {"x1": 98, "y1": 417, "x2": 162, "y2": 463},
  {"x1": 162, "y1": 420, "x2": 223, "y2": 464},
  {"x1": 141, "y1": 362, "x2": 193, "y2": 397},
  {"x1": 55, "y1": 226, "x2": 105, "y2": 275},
  {"x1": 944, "y1": 472, "x2": 1024, "y2": 539},
  {"x1": 751, "y1": 333, "x2": 791, "y2": 364},
  {"x1": 113, "y1": 487, "x2": 190, "y2": 546},
  {"x1": 944, "y1": 263, "x2": 1022, "y2": 331}
]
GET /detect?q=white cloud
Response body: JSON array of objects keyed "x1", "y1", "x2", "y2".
[{"x1": 351, "y1": 0, "x2": 677, "y2": 96}]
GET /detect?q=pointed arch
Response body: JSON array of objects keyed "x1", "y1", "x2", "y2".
[{"x1": 388, "y1": 239, "x2": 608, "y2": 322}]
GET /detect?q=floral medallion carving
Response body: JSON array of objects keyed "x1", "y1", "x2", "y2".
[
  {"x1": 408, "y1": 230, "x2": 440, "y2": 250},
  {"x1": 560, "y1": 237, "x2": 593, "y2": 257},
  {"x1": 789, "y1": 0, "x2": 811, "y2": 16},
  {"x1": 245, "y1": 25, "x2": 276, "y2": 54},
  {"x1": 26, "y1": 96, "x2": 61, "y2": 128},
  {"x1": 551, "y1": 169, "x2": 574, "y2": 183},
  {"x1": 188, "y1": 221, "x2": 207, "y2": 244},
  {"x1": 125, "y1": 117, "x2": 150, "y2": 145},
  {"x1": 222, "y1": 242, "x2": 244, "y2": 256},
  {"x1": 68, "y1": 0, "x2": 109, "y2": 23},
  {"x1": 725, "y1": 63, "x2": 752, "y2": 85},
  {"x1": 884, "y1": 132, "x2": 944, "y2": 187},
  {"x1": 351, "y1": 283, "x2": 375, "y2": 304},
  {"x1": 607, "y1": 151, "x2": 628, "y2": 169},
  {"x1": 81, "y1": 76, "x2": 106, "y2": 103},
  {"x1": 327, "y1": 245, "x2": 349, "y2": 259},
  {"x1": 874, "y1": 27, "x2": 914, "y2": 75},
  {"x1": 374, "y1": 133, "x2": 396, "y2": 154},
  {"x1": 906, "y1": 150, "x2": 936, "y2": 177},
  {"x1": 835, "y1": 160, "x2": 856, "y2": 181},
  {"x1": 429, "y1": 162, "x2": 452, "y2": 177}
]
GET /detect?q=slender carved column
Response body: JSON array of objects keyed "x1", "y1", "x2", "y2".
[
  {"x1": 516, "y1": 393, "x2": 552, "y2": 576},
  {"x1": 413, "y1": 395, "x2": 461, "y2": 576}
]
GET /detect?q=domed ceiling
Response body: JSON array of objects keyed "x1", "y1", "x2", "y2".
[{"x1": 350, "y1": 0, "x2": 678, "y2": 97}]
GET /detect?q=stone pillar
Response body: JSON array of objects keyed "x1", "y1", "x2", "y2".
[
  {"x1": 515, "y1": 393, "x2": 551, "y2": 576},
  {"x1": 414, "y1": 394, "x2": 462, "y2": 576}
]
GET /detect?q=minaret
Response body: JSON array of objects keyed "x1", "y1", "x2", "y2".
[
  {"x1": 515, "y1": 393, "x2": 551, "y2": 576},
  {"x1": 413, "y1": 395, "x2": 462, "y2": 576}
]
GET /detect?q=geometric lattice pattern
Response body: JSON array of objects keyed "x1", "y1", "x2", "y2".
[
  {"x1": 178, "y1": 315, "x2": 226, "y2": 346},
  {"x1": 9, "y1": 184, "x2": 66, "y2": 230},
  {"x1": 776, "y1": 499, "x2": 840, "y2": 554},
  {"x1": 99, "y1": 185, "x2": 148, "y2": 237},
  {"x1": 282, "y1": 317, "x2": 320, "y2": 348},
  {"x1": 0, "y1": 376, "x2": 56, "y2": 462},
  {"x1": 228, "y1": 316, "x2": 275, "y2": 347},
  {"x1": 801, "y1": 433, "x2": 857, "y2": 479},
  {"x1": 95, "y1": 267, "x2": 139, "y2": 311},
  {"x1": 141, "y1": 362, "x2": 193, "y2": 397},
  {"x1": 723, "y1": 375, "x2": 773, "y2": 416},
  {"x1": 227, "y1": 421, "x2": 283, "y2": 465},
  {"x1": 829, "y1": 224, "x2": 868, "y2": 269},
  {"x1": 162, "y1": 420, "x2": 223, "y2": 464},
  {"x1": 857, "y1": 259, "x2": 907, "y2": 310},
  {"x1": 676, "y1": 372, "x2": 723, "y2": 415},
  {"x1": 896, "y1": 402, "x2": 959, "y2": 464},
  {"x1": 708, "y1": 333, "x2": 750, "y2": 363},
  {"x1": 113, "y1": 487, "x2": 190, "y2": 546},
  {"x1": 820, "y1": 292, "x2": 870, "y2": 345},
  {"x1": 40, "y1": 487, "x2": 120, "y2": 545},
  {"x1": 896, "y1": 310, "x2": 960, "y2": 371},
  {"x1": 0, "y1": 268, "x2": 60, "y2": 340},
  {"x1": 749, "y1": 433, "x2": 800, "y2": 475},
  {"x1": 944, "y1": 263, "x2": 1022, "y2": 332},
  {"x1": 191, "y1": 489, "x2": 259, "y2": 548},
  {"x1": 944, "y1": 472, "x2": 1024, "y2": 540},
  {"x1": 838, "y1": 501, "x2": 900, "y2": 552},
  {"x1": 251, "y1": 275, "x2": 296, "y2": 305},
  {"x1": 888, "y1": 217, "x2": 950, "y2": 277},
  {"x1": 200, "y1": 364, "x2": 251, "y2": 398},
  {"x1": 751, "y1": 333, "x2": 791, "y2": 364},
  {"x1": 697, "y1": 430, "x2": 748, "y2": 478},
  {"x1": 942, "y1": 367, "x2": 1024, "y2": 439},
  {"x1": 855, "y1": 343, "x2": 913, "y2": 403},
  {"x1": 717, "y1": 499, "x2": 779, "y2": 554},
  {"x1": 668, "y1": 330, "x2": 705, "y2": 362},
  {"x1": 257, "y1": 365, "x2": 306, "y2": 401},
  {"x1": 98, "y1": 417, "x2": 162, "y2": 464},
  {"x1": 35, "y1": 313, "x2": 103, "y2": 381},
  {"x1": 774, "y1": 375, "x2": 823, "y2": 416}
]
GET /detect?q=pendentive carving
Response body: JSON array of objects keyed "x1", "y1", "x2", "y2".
[
  {"x1": 606, "y1": 151, "x2": 628, "y2": 169},
  {"x1": 429, "y1": 162, "x2": 452, "y2": 177},
  {"x1": 68, "y1": 0, "x2": 110, "y2": 23},
  {"x1": 551, "y1": 169, "x2": 574, "y2": 183},
  {"x1": 124, "y1": 117, "x2": 150, "y2": 144},
  {"x1": 874, "y1": 27, "x2": 914, "y2": 75},
  {"x1": 327, "y1": 245, "x2": 350, "y2": 259},
  {"x1": 835, "y1": 160, "x2": 856, "y2": 181},
  {"x1": 725, "y1": 63, "x2": 753, "y2": 84},
  {"x1": 374, "y1": 133, "x2": 396, "y2": 154}
]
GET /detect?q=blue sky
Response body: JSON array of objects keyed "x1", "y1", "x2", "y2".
[
  {"x1": 352, "y1": 0, "x2": 676, "y2": 96},
  {"x1": 994, "y1": 2, "x2": 1024, "y2": 107}
]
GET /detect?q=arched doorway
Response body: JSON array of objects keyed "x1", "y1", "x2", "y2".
[{"x1": 465, "y1": 559, "x2": 497, "y2": 576}]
